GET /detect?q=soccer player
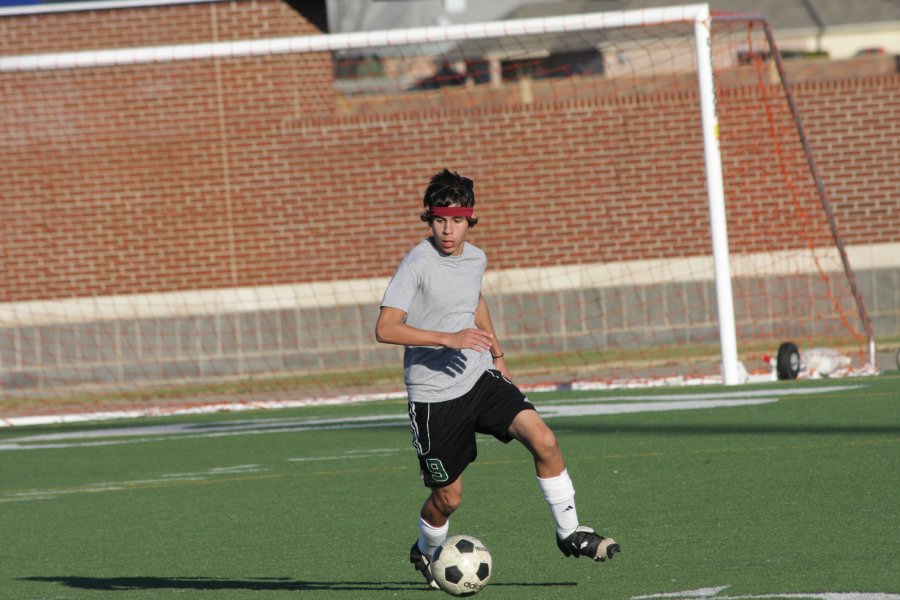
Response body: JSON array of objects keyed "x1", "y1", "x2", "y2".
[{"x1": 375, "y1": 169, "x2": 621, "y2": 588}]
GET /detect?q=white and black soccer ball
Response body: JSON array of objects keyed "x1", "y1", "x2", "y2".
[{"x1": 430, "y1": 534, "x2": 492, "y2": 597}]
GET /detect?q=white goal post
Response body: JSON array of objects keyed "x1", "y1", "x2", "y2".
[{"x1": 691, "y1": 6, "x2": 741, "y2": 384}]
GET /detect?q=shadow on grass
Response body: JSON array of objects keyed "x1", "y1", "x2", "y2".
[
  {"x1": 22, "y1": 576, "x2": 419, "y2": 592},
  {"x1": 22, "y1": 575, "x2": 575, "y2": 592}
]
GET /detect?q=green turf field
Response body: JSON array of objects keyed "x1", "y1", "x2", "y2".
[{"x1": 1, "y1": 374, "x2": 898, "y2": 599}]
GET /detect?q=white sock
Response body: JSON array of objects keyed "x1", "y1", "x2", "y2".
[
  {"x1": 417, "y1": 517, "x2": 449, "y2": 559},
  {"x1": 537, "y1": 468, "x2": 579, "y2": 539}
]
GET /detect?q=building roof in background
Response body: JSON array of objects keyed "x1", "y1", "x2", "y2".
[
  {"x1": 502, "y1": 0, "x2": 900, "y2": 31},
  {"x1": 327, "y1": 0, "x2": 900, "y2": 33},
  {"x1": 3, "y1": 0, "x2": 897, "y2": 36}
]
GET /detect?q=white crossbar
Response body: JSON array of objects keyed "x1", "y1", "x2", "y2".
[{"x1": 0, "y1": 3, "x2": 710, "y2": 72}]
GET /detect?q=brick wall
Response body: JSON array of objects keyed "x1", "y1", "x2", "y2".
[
  {"x1": 0, "y1": 1, "x2": 319, "y2": 54},
  {"x1": 4, "y1": 64, "x2": 897, "y2": 302}
]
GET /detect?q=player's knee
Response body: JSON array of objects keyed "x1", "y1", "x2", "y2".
[
  {"x1": 530, "y1": 427, "x2": 561, "y2": 461},
  {"x1": 432, "y1": 487, "x2": 462, "y2": 516}
]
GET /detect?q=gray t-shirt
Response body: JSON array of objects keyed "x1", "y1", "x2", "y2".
[{"x1": 381, "y1": 238, "x2": 494, "y2": 403}]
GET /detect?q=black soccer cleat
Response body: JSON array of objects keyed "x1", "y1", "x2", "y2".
[
  {"x1": 557, "y1": 526, "x2": 620, "y2": 562},
  {"x1": 409, "y1": 541, "x2": 440, "y2": 590}
]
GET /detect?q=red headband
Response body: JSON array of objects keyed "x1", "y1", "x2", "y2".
[{"x1": 427, "y1": 206, "x2": 476, "y2": 218}]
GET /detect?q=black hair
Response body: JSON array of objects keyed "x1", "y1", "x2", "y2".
[{"x1": 420, "y1": 168, "x2": 478, "y2": 227}]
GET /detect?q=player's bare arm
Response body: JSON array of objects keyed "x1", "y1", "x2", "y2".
[
  {"x1": 474, "y1": 294, "x2": 510, "y2": 377},
  {"x1": 376, "y1": 306, "x2": 495, "y2": 353}
]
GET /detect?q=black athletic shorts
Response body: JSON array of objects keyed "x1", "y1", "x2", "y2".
[{"x1": 408, "y1": 369, "x2": 536, "y2": 488}]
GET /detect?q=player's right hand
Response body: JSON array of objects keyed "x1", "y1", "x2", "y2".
[{"x1": 444, "y1": 328, "x2": 494, "y2": 353}]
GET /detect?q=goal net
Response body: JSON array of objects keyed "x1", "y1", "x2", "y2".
[{"x1": 0, "y1": 3, "x2": 875, "y2": 417}]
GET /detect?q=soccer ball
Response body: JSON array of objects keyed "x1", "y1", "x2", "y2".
[{"x1": 430, "y1": 534, "x2": 492, "y2": 597}]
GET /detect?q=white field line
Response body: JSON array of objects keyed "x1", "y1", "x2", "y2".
[
  {"x1": 288, "y1": 448, "x2": 405, "y2": 462},
  {"x1": 633, "y1": 587, "x2": 900, "y2": 599},
  {"x1": 0, "y1": 449, "x2": 397, "y2": 503},
  {"x1": 541, "y1": 398, "x2": 777, "y2": 417},
  {"x1": 0, "y1": 464, "x2": 268, "y2": 503},
  {"x1": 0, "y1": 392, "x2": 406, "y2": 428},
  {"x1": 0, "y1": 385, "x2": 862, "y2": 449}
]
